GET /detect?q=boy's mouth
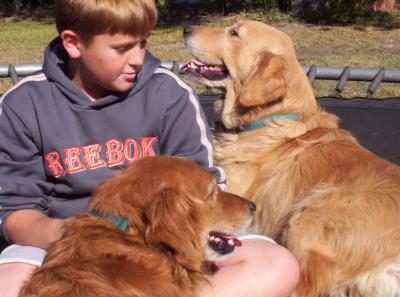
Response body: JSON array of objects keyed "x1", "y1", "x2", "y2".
[{"x1": 123, "y1": 73, "x2": 137, "y2": 81}]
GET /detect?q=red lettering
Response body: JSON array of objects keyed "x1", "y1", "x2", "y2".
[
  {"x1": 82, "y1": 144, "x2": 106, "y2": 170},
  {"x1": 105, "y1": 139, "x2": 124, "y2": 166},
  {"x1": 44, "y1": 151, "x2": 65, "y2": 177},
  {"x1": 141, "y1": 137, "x2": 158, "y2": 157},
  {"x1": 46, "y1": 136, "x2": 159, "y2": 177},
  {"x1": 64, "y1": 147, "x2": 86, "y2": 174},
  {"x1": 124, "y1": 138, "x2": 140, "y2": 162}
]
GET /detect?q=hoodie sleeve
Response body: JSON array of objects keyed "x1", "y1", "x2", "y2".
[
  {"x1": 155, "y1": 71, "x2": 226, "y2": 190},
  {"x1": 0, "y1": 93, "x2": 52, "y2": 240}
]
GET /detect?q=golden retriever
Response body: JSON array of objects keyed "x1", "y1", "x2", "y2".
[
  {"x1": 183, "y1": 20, "x2": 400, "y2": 297},
  {"x1": 18, "y1": 156, "x2": 255, "y2": 297}
]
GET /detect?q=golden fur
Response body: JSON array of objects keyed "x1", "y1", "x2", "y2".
[
  {"x1": 18, "y1": 156, "x2": 254, "y2": 297},
  {"x1": 184, "y1": 20, "x2": 400, "y2": 297}
]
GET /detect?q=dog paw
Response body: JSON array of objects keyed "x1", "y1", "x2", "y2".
[{"x1": 221, "y1": 114, "x2": 242, "y2": 130}]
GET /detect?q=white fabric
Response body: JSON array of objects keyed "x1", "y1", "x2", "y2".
[
  {"x1": 0, "y1": 244, "x2": 46, "y2": 266},
  {"x1": 238, "y1": 234, "x2": 276, "y2": 244}
]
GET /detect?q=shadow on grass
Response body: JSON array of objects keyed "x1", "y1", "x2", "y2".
[
  {"x1": 158, "y1": 5, "x2": 399, "y2": 31},
  {"x1": 301, "y1": 8, "x2": 399, "y2": 29}
]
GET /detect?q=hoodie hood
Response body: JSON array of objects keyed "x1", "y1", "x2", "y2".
[{"x1": 42, "y1": 37, "x2": 161, "y2": 108}]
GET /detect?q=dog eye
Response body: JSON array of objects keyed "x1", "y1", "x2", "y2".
[{"x1": 228, "y1": 27, "x2": 239, "y2": 37}]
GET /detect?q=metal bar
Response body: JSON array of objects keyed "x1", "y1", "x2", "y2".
[
  {"x1": 307, "y1": 65, "x2": 317, "y2": 84},
  {"x1": 367, "y1": 68, "x2": 385, "y2": 97},
  {"x1": 301, "y1": 66, "x2": 400, "y2": 83},
  {"x1": 171, "y1": 61, "x2": 180, "y2": 75},
  {"x1": 8, "y1": 64, "x2": 19, "y2": 85},
  {"x1": 0, "y1": 64, "x2": 42, "y2": 78},
  {"x1": 335, "y1": 66, "x2": 350, "y2": 96},
  {"x1": 1, "y1": 63, "x2": 400, "y2": 83}
]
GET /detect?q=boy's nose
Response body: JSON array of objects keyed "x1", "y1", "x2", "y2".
[{"x1": 128, "y1": 49, "x2": 145, "y2": 67}]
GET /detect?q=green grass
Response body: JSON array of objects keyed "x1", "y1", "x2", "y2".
[
  {"x1": 0, "y1": 20, "x2": 57, "y2": 64},
  {"x1": 289, "y1": 24, "x2": 400, "y2": 97},
  {"x1": 0, "y1": 20, "x2": 57, "y2": 93},
  {"x1": 1, "y1": 11, "x2": 399, "y2": 98}
]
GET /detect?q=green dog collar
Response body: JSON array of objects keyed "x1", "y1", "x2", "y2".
[
  {"x1": 243, "y1": 112, "x2": 300, "y2": 132},
  {"x1": 90, "y1": 210, "x2": 129, "y2": 232}
]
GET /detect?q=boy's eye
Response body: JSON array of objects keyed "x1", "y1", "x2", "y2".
[
  {"x1": 113, "y1": 39, "x2": 146, "y2": 53},
  {"x1": 116, "y1": 47, "x2": 128, "y2": 53}
]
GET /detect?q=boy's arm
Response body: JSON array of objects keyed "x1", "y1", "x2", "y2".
[
  {"x1": 158, "y1": 85, "x2": 226, "y2": 190},
  {"x1": 0, "y1": 98, "x2": 54, "y2": 244},
  {"x1": 3, "y1": 210, "x2": 65, "y2": 249}
]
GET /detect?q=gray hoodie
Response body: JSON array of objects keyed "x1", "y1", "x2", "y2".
[{"x1": 0, "y1": 38, "x2": 225, "y2": 240}]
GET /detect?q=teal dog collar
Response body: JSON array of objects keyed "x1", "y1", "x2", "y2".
[
  {"x1": 243, "y1": 112, "x2": 300, "y2": 132},
  {"x1": 91, "y1": 210, "x2": 129, "y2": 232}
]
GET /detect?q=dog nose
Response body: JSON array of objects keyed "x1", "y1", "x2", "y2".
[
  {"x1": 249, "y1": 201, "x2": 256, "y2": 213},
  {"x1": 183, "y1": 24, "x2": 192, "y2": 36}
]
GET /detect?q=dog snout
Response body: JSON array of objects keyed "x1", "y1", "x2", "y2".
[{"x1": 183, "y1": 24, "x2": 192, "y2": 36}]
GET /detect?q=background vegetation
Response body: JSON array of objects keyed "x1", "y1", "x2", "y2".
[{"x1": 0, "y1": 0, "x2": 399, "y2": 98}]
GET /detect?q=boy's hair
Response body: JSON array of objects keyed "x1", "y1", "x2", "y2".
[{"x1": 55, "y1": 0, "x2": 158, "y2": 43}]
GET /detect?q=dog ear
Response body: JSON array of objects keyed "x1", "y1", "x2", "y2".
[
  {"x1": 239, "y1": 52, "x2": 287, "y2": 107},
  {"x1": 144, "y1": 189, "x2": 204, "y2": 272}
]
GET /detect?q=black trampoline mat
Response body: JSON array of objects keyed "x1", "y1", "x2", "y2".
[{"x1": 199, "y1": 94, "x2": 400, "y2": 164}]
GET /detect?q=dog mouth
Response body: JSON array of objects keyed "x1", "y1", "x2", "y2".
[
  {"x1": 181, "y1": 58, "x2": 228, "y2": 81},
  {"x1": 208, "y1": 231, "x2": 242, "y2": 255}
]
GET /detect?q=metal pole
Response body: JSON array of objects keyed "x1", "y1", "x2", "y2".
[{"x1": 1, "y1": 63, "x2": 400, "y2": 83}]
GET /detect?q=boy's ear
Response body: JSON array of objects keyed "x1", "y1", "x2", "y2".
[{"x1": 60, "y1": 30, "x2": 82, "y2": 59}]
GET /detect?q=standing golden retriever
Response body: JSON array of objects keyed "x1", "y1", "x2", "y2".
[
  {"x1": 18, "y1": 156, "x2": 255, "y2": 297},
  {"x1": 183, "y1": 20, "x2": 400, "y2": 297}
]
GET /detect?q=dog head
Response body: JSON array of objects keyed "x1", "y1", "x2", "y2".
[
  {"x1": 183, "y1": 20, "x2": 318, "y2": 129},
  {"x1": 88, "y1": 156, "x2": 254, "y2": 272}
]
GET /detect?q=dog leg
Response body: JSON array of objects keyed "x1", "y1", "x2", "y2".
[
  {"x1": 220, "y1": 80, "x2": 243, "y2": 129},
  {"x1": 346, "y1": 261, "x2": 400, "y2": 297},
  {"x1": 283, "y1": 193, "x2": 400, "y2": 297}
]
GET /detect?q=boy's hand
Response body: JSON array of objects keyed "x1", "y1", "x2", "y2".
[{"x1": 4, "y1": 210, "x2": 70, "y2": 250}]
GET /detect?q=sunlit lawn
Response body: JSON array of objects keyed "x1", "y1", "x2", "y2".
[{"x1": 1, "y1": 11, "x2": 399, "y2": 97}]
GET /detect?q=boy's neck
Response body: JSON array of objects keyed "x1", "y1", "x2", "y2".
[{"x1": 66, "y1": 59, "x2": 106, "y2": 101}]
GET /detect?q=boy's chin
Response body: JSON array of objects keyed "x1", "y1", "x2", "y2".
[{"x1": 106, "y1": 81, "x2": 135, "y2": 94}]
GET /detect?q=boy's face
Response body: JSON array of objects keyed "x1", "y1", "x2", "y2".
[{"x1": 71, "y1": 32, "x2": 147, "y2": 99}]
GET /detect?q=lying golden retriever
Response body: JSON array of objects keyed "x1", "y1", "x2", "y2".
[
  {"x1": 183, "y1": 20, "x2": 400, "y2": 297},
  {"x1": 18, "y1": 156, "x2": 255, "y2": 297}
]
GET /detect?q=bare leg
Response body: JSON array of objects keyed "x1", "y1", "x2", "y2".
[
  {"x1": 0, "y1": 239, "x2": 299, "y2": 297},
  {"x1": 0, "y1": 263, "x2": 36, "y2": 297},
  {"x1": 198, "y1": 238, "x2": 300, "y2": 297}
]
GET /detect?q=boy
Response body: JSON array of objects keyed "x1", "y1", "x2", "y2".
[{"x1": 0, "y1": 1, "x2": 299, "y2": 296}]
